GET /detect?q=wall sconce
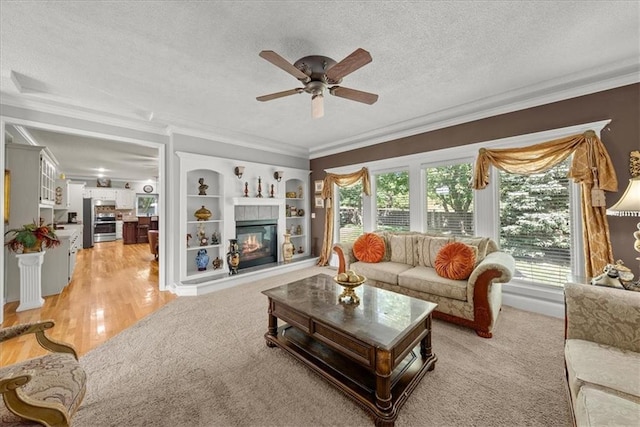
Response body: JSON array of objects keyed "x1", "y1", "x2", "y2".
[
  {"x1": 234, "y1": 166, "x2": 245, "y2": 179},
  {"x1": 274, "y1": 171, "x2": 284, "y2": 182}
]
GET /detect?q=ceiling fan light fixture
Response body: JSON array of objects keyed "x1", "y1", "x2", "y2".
[{"x1": 312, "y1": 93, "x2": 324, "y2": 119}]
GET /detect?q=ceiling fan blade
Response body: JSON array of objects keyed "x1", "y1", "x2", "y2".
[
  {"x1": 259, "y1": 50, "x2": 310, "y2": 82},
  {"x1": 256, "y1": 88, "x2": 303, "y2": 102},
  {"x1": 325, "y1": 48, "x2": 373, "y2": 81},
  {"x1": 329, "y1": 86, "x2": 378, "y2": 105}
]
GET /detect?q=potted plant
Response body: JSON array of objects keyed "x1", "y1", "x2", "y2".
[{"x1": 4, "y1": 220, "x2": 61, "y2": 253}]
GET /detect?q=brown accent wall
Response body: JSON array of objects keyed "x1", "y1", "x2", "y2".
[{"x1": 310, "y1": 83, "x2": 640, "y2": 273}]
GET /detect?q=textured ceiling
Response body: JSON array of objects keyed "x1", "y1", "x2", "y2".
[{"x1": 1, "y1": 1, "x2": 639, "y2": 166}]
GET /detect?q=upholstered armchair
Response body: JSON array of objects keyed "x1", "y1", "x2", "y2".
[{"x1": 0, "y1": 320, "x2": 86, "y2": 426}]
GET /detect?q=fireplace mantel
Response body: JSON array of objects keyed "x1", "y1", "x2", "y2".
[{"x1": 232, "y1": 197, "x2": 286, "y2": 206}]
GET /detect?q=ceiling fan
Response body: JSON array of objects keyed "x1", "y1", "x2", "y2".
[{"x1": 256, "y1": 48, "x2": 378, "y2": 118}]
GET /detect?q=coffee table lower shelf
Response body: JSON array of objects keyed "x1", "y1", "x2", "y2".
[{"x1": 266, "y1": 325, "x2": 437, "y2": 426}]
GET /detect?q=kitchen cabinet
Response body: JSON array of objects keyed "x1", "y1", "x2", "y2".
[
  {"x1": 116, "y1": 220, "x2": 123, "y2": 240},
  {"x1": 68, "y1": 182, "x2": 85, "y2": 214},
  {"x1": 123, "y1": 221, "x2": 137, "y2": 244},
  {"x1": 137, "y1": 217, "x2": 150, "y2": 243},
  {"x1": 54, "y1": 179, "x2": 71, "y2": 209},
  {"x1": 5, "y1": 144, "x2": 58, "y2": 302},
  {"x1": 116, "y1": 189, "x2": 135, "y2": 209},
  {"x1": 41, "y1": 228, "x2": 79, "y2": 296},
  {"x1": 84, "y1": 187, "x2": 117, "y2": 201},
  {"x1": 40, "y1": 151, "x2": 57, "y2": 205}
]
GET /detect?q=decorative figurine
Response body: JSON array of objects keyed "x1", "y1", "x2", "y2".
[
  {"x1": 298, "y1": 246, "x2": 304, "y2": 254},
  {"x1": 211, "y1": 230, "x2": 220, "y2": 245},
  {"x1": 212, "y1": 256, "x2": 223, "y2": 270},
  {"x1": 197, "y1": 223, "x2": 208, "y2": 246},
  {"x1": 226, "y1": 239, "x2": 240, "y2": 275},
  {"x1": 296, "y1": 224, "x2": 302, "y2": 235},
  {"x1": 298, "y1": 185, "x2": 303, "y2": 199},
  {"x1": 269, "y1": 184, "x2": 275, "y2": 198},
  {"x1": 198, "y1": 178, "x2": 208, "y2": 195},
  {"x1": 186, "y1": 233, "x2": 192, "y2": 248},
  {"x1": 257, "y1": 177, "x2": 263, "y2": 198},
  {"x1": 195, "y1": 249, "x2": 209, "y2": 271},
  {"x1": 244, "y1": 182, "x2": 249, "y2": 197}
]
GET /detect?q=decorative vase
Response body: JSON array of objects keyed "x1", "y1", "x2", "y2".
[
  {"x1": 282, "y1": 234, "x2": 294, "y2": 263},
  {"x1": 195, "y1": 249, "x2": 209, "y2": 271},
  {"x1": 194, "y1": 205, "x2": 212, "y2": 221},
  {"x1": 226, "y1": 239, "x2": 240, "y2": 275}
]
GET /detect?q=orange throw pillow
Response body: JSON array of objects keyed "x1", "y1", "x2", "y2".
[
  {"x1": 434, "y1": 242, "x2": 476, "y2": 280},
  {"x1": 353, "y1": 233, "x2": 386, "y2": 263}
]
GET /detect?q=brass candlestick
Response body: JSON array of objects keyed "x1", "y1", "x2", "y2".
[{"x1": 257, "y1": 177, "x2": 263, "y2": 198}]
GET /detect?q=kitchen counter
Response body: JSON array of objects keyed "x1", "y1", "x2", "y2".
[{"x1": 53, "y1": 224, "x2": 83, "y2": 239}]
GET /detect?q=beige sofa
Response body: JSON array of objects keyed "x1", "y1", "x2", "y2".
[
  {"x1": 333, "y1": 231, "x2": 515, "y2": 338},
  {"x1": 564, "y1": 283, "x2": 640, "y2": 427}
]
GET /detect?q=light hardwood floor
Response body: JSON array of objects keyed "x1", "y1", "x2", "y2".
[{"x1": 1, "y1": 241, "x2": 176, "y2": 366}]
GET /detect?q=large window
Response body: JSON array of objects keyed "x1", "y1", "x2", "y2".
[
  {"x1": 327, "y1": 121, "x2": 604, "y2": 290},
  {"x1": 337, "y1": 181, "x2": 363, "y2": 243},
  {"x1": 375, "y1": 171, "x2": 409, "y2": 232},
  {"x1": 498, "y1": 158, "x2": 572, "y2": 287},
  {"x1": 425, "y1": 163, "x2": 474, "y2": 236}
]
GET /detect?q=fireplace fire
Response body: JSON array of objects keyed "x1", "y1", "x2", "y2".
[{"x1": 235, "y1": 220, "x2": 278, "y2": 269}]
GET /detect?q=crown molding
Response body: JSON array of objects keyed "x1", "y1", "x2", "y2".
[
  {"x1": 166, "y1": 121, "x2": 309, "y2": 159},
  {"x1": 309, "y1": 58, "x2": 640, "y2": 159},
  {"x1": 2, "y1": 57, "x2": 637, "y2": 161},
  {"x1": 0, "y1": 92, "x2": 169, "y2": 136}
]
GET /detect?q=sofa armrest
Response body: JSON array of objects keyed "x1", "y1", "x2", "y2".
[
  {"x1": 333, "y1": 242, "x2": 356, "y2": 274},
  {"x1": 468, "y1": 251, "x2": 515, "y2": 286},
  {"x1": 0, "y1": 320, "x2": 78, "y2": 359},
  {"x1": 565, "y1": 282, "x2": 640, "y2": 353}
]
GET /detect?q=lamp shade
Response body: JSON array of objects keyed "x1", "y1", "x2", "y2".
[{"x1": 607, "y1": 177, "x2": 640, "y2": 216}]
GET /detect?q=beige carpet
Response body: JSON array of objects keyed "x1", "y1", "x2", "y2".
[{"x1": 75, "y1": 266, "x2": 570, "y2": 426}]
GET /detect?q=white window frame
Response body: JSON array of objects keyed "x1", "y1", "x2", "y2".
[
  {"x1": 326, "y1": 119, "x2": 609, "y2": 295},
  {"x1": 422, "y1": 158, "x2": 476, "y2": 236},
  {"x1": 372, "y1": 168, "x2": 411, "y2": 232}
]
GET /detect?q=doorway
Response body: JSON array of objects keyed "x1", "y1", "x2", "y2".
[{"x1": 0, "y1": 117, "x2": 167, "y2": 324}]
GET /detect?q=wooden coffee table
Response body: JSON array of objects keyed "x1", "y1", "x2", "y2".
[{"x1": 262, "y1": 274, "x2": 437, "y2": 426}]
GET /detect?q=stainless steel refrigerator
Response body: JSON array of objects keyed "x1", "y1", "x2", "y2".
[{"x1": 82, "y1": 198, "x2": 94, "y2": 248}]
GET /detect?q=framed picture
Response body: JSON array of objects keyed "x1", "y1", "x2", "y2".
[
  {"x1": 314, "y1": 180, "x2": 324, "y2": 194},
  {"x1": 314, "y1": 196, "x2": 324, "y2": 208},
  {"x1": 97, "y1": 178, "x2": 111, "y2": 187}
]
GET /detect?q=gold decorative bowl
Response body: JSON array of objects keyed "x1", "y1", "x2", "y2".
[
  {"x1": 333, "y1": 275, "x2": 366, "y2": 287},
  {"x1": 333, "y1": 274, "x2": 366, "y2": 305}
]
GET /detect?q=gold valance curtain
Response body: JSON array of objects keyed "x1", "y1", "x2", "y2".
[
  {"x1": 473, "y1": 130, "x2": 618, "y2": 276},
  {"x1": 317, "y1": 167, "x2": 371, "y2": 266}
]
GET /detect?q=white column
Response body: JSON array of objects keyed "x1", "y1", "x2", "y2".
[{"x1": 16, "y1": 251, "x2": 46, "y2": 312}]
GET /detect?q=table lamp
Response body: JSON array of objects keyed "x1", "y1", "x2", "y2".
[{"x1": 607, "y1": 175, "x2": 640, "y2": 284}]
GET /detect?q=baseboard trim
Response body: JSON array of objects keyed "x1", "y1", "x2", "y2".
[
  {"x1": 171, "y1": 257, "x2": 319, "y2": 296},
  {"x1": 502, "y1": 286, "x2": 565, "y2": 319}
]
